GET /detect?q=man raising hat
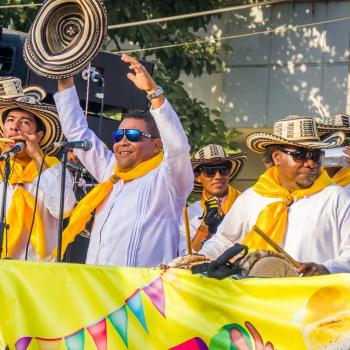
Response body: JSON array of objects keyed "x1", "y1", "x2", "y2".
[
  {"x1": 178, "y1": 145, "x2": 246, "y2": 255},
  {"x1": 200, "y1": 115, "x2": 350, "y2": 275},
  {"x1": 53, "y1": 54, "x2": 194, "y2": 267},
  {"x1": 317, "y1": 114, "x2": 350, "y2": 190},
  {"x1": 0, "y1": 77, "x2": 76, "y2": 261}
]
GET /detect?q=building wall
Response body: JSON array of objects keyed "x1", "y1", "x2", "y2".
[{"x1": 183, "y1": 0, "x2": 350, "y2": 190}]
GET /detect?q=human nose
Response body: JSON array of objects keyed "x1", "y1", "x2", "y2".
[
  {"x1": 117, "y1": 134, "x2": 129, "y2": 145},
  {"x1": 213, "y1": 170, "x2": 223, "y2": 178},
  {"x1": 10, "y1": 119, "x2": 20, "y2": 132},
  {"x1": 303, "y1": 157, "x2": 317, "y2": 167}
]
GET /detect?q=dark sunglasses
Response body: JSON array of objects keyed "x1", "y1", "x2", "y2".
[
  {"x1": 113, "y1": 129, "x2": 153, "y2": 143},
  {"x1": 279, "y1": 148, "x2": 325, "y2": 163},
  {"x1": 199, "y1": 165, "x2": 232, "y2": 177}
]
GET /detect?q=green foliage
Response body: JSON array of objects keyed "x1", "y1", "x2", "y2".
[
  {"x1": 2, "y1": 0, "x2": 240, "y2": 151},
  {"x1": 105, "y1": 0, "x2": 240, "y2": 151},
  {"x1": 0, "y1": 1, "x2": 37, "y2": 31}
]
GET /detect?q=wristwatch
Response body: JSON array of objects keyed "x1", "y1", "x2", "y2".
[{"x1": 146, "y1": 86, "x2": 164, "y2": 100}]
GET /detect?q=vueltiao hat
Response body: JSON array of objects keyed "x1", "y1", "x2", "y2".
[
  {"x1": 191, "y1": 144, "x2": 247, "y2": 192},
  {"x1": 23, "y1": 0, "x2": 107, "y2": 79},
  {"x1": 246, "y1": 115, "x2": 345, "y2": 153},
  {"x1": 316, "y1": 114, "x2": 350, "y2": 135},
  {"x1": 0, "y1": 77, "x2": 63, "y2": 155}
]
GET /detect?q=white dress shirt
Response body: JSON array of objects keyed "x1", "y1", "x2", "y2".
[
  {"x1": 54, "y1": 86, "x2": 194, "y2": 267},
  {"x1": 200, "y1": 184, "x2": 350, "y2": 273},
  {"x1": 0, "y1": 164, "x2": 76, "y2": 261}
]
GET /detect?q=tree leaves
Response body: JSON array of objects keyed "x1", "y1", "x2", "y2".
[{"x1": 4, "y1": 0, "x2": 240, "y2": 151}]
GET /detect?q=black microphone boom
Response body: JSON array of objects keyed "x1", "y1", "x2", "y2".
[
  {"x1": 66, "y1": 161, "x2": 88, "y2": 175},
  {"x1": 51, "y1": 140, "x2": 92, "y2": 151},
  {"x1": 0, "y1": 142, "x2": 26, "y2": 161}
]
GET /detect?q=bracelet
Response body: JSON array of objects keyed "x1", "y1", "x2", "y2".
[{"x1": 146, "y1": 86, "x2": 164, "y2": 100}]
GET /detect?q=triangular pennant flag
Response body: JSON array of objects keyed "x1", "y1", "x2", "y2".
[
  {"x1": 65, "y1": 328, "x2": 85, "y2": 350},
  {"x1": 107, "y1": 305, "x2": 128, "y2": 347},
  {"x1": 169, "y1": 337, "x2": 209, "y2": 350},
  {"x1": 126, "y1": 289, "x2": 148, "y2": 334},
  {"x1": 15, "y1": 337, "x2": 32, "y2": 350},
  {"x1": 36, "y1": 337, "x2": 62, "y2": 350},
  {"x1": 87, "y1": 318, "x2": 107, "y2": 350},
  {"x1": 143, "y1": 276, "x2": 166, "y2": 318}
]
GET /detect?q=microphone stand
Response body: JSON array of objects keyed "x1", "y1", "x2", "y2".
[
  {"x1": 56, "y1": 149, "x2": 68, "y2": 262},
  {"x1": 0, "y1": 158, "x2": 11, "y2": 258}
]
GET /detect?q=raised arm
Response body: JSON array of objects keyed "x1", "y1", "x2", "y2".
[
  {"x1": 122, "y1": 54, "x2": 194, "y2": 197},
  {"x1": 54, "y1": 78, "x2": 115, "y2": 183}
]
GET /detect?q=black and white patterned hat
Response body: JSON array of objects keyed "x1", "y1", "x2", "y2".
[
  {"x1": 247, "y1": 116, "x2": 345, "y2": 154},
  {"x1": 23, "y1": 0, "x2": 107, "y2": 79},
  {"x1": 191, "y1": 144, "x2": 247, "y2": 192}
]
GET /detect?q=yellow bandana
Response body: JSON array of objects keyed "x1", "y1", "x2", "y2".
[
  {"x1": 332, "y1": 168, "x2": 350, "y2": 187},
  {"x1": 0, "y1": 156, "x2": 60, "y2": 259},
  {"x1": 52, "y1": 152, "x2": 164, "y2": 260},
  {"x1": 200, "y1": 185, "x2": 240, "y2": 215},
  {"x1": 242, "y1": 166, "x2": 333, "y2": 251}
]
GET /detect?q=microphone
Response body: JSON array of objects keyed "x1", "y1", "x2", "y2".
[
  {"x1": 66, "y1": 161, "x2": 88, "y2": 175},
  {"x1": 90, "y1": 71, "x2": 103, "y2": 83},
  {"x1": 0, "y1": 142, "x2": 26, "y2": 161},
  {"x1": 50, "y1": 140, "x2": 92, "y2": 151}
]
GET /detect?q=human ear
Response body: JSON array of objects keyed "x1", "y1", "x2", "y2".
[
  {"x1": 152, "y1": 138, "x2": 163, "y2": 154},
  {"x1": 272, "y1": 150, "x2": 281, "y2": 166},
  {"x1": 35, "y1": 130, "x2": 44, "y2": 143}
]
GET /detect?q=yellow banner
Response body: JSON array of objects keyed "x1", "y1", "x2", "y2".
[{"x1": 0, "y1": 260, "x2": 349, "y2": 350}]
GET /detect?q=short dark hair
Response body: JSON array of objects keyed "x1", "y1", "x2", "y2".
[
  {"x1": 122, "y1": 110, "x2": 160, "y2": 138},
  {"x1": 3, "y1": 108, "x2": 46, "y2": 133}
]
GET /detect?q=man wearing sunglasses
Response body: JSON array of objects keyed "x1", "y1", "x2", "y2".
[
  {"x1": 53, "y1": 54, "x2": 194, "y2": 267},
  {"x1": 317, "y1": 114, "x2": 350, "y2": 191},
  {"x1": 178, "y1": 144, "x2": 246, "y2": 255},
  {"x1": 200, "y1": 116, "x2": 350, "y2": 276}
]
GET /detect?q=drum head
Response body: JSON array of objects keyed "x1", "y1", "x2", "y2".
[{"x1": 248, "y1": 256, "x2": 299, "y2": 278}]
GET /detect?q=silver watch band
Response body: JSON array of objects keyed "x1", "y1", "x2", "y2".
[{"x1": 146, "y1": 86, "x2": 164, "y2": 100}]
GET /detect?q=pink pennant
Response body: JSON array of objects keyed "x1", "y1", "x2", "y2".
[
  {"x1": 143, "y1": 276, "x2": 166, "y2": 318},
  {"x1": 169, "y1": 337, "x2": 208, "y2": 350},
  {"x1": 87, "y1": 318, "x2": 107, "y2": 350}
]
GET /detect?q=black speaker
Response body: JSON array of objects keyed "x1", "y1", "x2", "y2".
[{"x1": 0, "y1": 29, "x2": 154, "y2": 113}]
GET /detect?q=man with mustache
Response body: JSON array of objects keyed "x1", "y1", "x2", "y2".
[
  {"x1": 178, "y1": 144, "x2": 246, "y2": 255},
  {"x1": 53, "y1": 54, "x2": 194, "y2": 266},
  {"x1": 200, "y1": 116, "x2": 350, "y2": 275}
]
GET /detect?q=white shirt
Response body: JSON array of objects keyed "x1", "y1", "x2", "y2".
[
  {"x1": 200, "y1": 184, "x2": 350, "y2": 273},
  {"x1": 0, "y1": 164, "x2": 76, "y2": 261},
  {"x1": 54, "y1": 87, "x2": 194, "y2": 267},
  {"x1": 178, "y1": 200, "x2": 203, "y2": 256}
]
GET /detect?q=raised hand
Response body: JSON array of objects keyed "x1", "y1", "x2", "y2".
[{"x1": 121, "y1": 54, "x2": 158, "y2": 93}]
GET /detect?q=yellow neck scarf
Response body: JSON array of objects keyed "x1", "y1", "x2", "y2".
[
  {"x1": 332, "y1": 168, "x2": 350, "y2": 187},
  {"x1": 242, "y1": 166, "x2": 332, "y2": 251},
  {"x1": 52, "y1": 152, "x2": 164, "y2": 260},
  {"x1": 200, "y1": 185, "x2": 240, "y2": 215},
  {"x1": 1, "y1": 156, "x2": 60, "y2": 259}
]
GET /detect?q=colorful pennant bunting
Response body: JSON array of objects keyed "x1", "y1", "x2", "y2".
[
  {"x1": 35, "y1": 337, "x2": 62, "y2": 350},
  {"x1": 64, "y1": 328, "x2": 85, "y2": 350},
  {"x1": 87, "y1": 318, "x2": 107, "y2": 350},
  {"x1": 107, "y1": 305, "x2": 128, "y2": 347},
  {"x1": 15, "y1": 337, "x2": 32, "y2": 350},
  {"x1": 143, "y1": 276, "x2": 166, "y2": 318},
  {"x1": 126, "y1": 289, "x2": 148, "y2": 334}
]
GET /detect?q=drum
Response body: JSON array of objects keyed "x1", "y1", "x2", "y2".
[{"x1": 238, "y1": 250, "x2": 300, "y2": 278}]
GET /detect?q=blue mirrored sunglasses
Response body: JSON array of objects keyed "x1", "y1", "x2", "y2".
[{"x1": 113, "y1": 129, "x2": 153, "y2": 143}]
